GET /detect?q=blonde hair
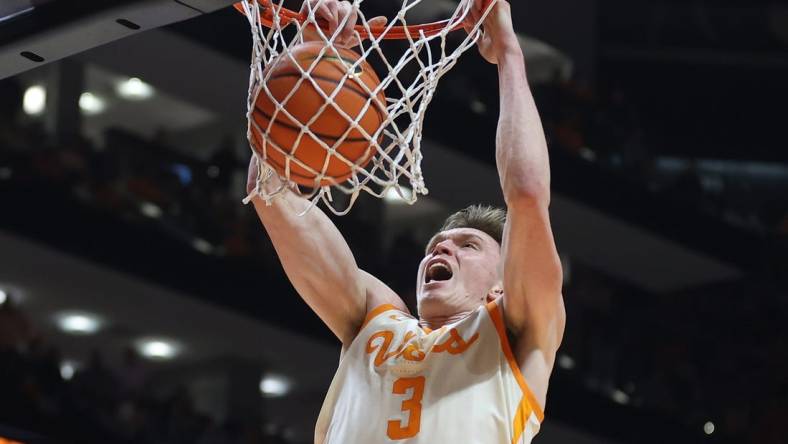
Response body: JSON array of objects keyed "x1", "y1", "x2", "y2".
[{"x1": 434, "y1": 204, "x2": 506, "y2": 247}]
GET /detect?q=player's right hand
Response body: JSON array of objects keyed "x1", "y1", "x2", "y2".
[
  {"x1": 300, "y1": 0, "x2": 387, "y2": 48},
  {"x1": 246, "y1": 154, "x2": 262, "y2": 195},
  {"x1": 463, "y1": 0, "x2": 519, "y2": 65},
  {"x1": 246, "y1": 154, "x2": 284, "y2": 196}
]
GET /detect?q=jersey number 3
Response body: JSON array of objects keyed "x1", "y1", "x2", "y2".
[{"x1": 387, "y1": 376, "x2": 425, "y2": 440}]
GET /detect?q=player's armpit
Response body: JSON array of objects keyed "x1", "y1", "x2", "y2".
[
  {"x1": 357, "y1": 271, "x2": 410, "y2": 321},
  {"x1": 338, "y1": 272, "x2": 407, "y2": 353}
]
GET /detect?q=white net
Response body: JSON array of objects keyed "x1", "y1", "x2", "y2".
[{"x1": 241, "y1": 0, "x2": 496, "y2": 214}]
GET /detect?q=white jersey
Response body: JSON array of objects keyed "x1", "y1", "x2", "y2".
[{"x1": 315, "y1": 299, "x2": 543, "y2": 444}]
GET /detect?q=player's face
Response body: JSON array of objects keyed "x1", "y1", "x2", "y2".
[{"x1": 417, "y1": 228, "x2": 502, "y2": 314}]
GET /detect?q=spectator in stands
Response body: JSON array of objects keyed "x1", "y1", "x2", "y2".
[
  {"x1": 116, "y1": 346, "x2": 149, "y2": 400},
  {"x1": 209, "y1": 136, "x2": 241, "y2": 193},
  {"x1": 0, "y1": 295, "x2": 34, "y2": 352}
]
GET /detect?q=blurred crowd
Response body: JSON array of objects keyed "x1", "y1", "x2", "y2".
[
  {"x1": 0, "y1": 298, "x2": 282, "y2": 444},
  {"x1": 534, "y1": 79, "x2": 788, "y2": 243},
  {"x1": 562, "y1": 267, "x2": 787, "y2": 444},
  {"x1": 1, "y1": 72, "x2": 786, "y2": 444}
]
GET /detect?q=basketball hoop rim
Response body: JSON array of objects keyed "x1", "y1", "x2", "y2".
[{"x1": 233, "y1": 0, "x2": 494, "y2": 40}]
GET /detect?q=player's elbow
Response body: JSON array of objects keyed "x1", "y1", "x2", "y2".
[
  {"x1": 504, "y1": 184, "x2": 550, "y2": 210},
  {"x1": 501, "y1": 169, "x2": 550, "y2": 206}
]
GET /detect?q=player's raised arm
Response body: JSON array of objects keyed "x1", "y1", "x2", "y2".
[
  {"x1": 470, "y1": 0, "x2": 566, "y2": 405},
  {"x1": 244, "y1": 0, "x2": 404, "y2": 346},
  {"x1": 246, "y1": 157, "x2": 404, "y2": 345}
]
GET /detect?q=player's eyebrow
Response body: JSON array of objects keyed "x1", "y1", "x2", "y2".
[
  {"x1": 461, "y1": 233, "x2": 484, "y2": 243},
  {"x1": 454, "y1": 232, "x2": 484, "y2": 242},
  {"x1": 425, "y1": 232, "x2": 484, "y2": 254}
]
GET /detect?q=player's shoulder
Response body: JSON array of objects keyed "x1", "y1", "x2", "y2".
[
  {"x1": 342, "y1": 281, "x2": 411, "y2": 354},
  {"x1": 359, "y1": 269, "x2": 410, "y2": 314},
  {"x1": 359, "y1": 303, "x2": 412, "y2": 331}
]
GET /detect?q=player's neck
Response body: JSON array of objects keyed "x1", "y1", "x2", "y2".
[{"x1": 419, "y1": 309, "x2": 476, "y2": 330}]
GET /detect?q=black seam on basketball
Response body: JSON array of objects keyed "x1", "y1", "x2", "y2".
[
  {"x1": 263, "y1": 153, "x2": 360, "y2": 184},
  {"x1": 265, "y1": 150, "x2": 373, "y2": 176},
  {"x1": 252, "y1": 131, "x2": 372, "y2": 177},
  {"x1": 252, "y1": 126, "x2": 374, "y2": 168},
  {"x1": 265, "y1": 72, "x2": 386, "y2": 122},
  {"x1": 254, "y1": 105, "x2": 375, "y2": 143}
]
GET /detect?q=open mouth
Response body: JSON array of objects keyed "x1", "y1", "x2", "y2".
[{"x1": 425, "y1": 261, "x2": 453, "y2": 283}]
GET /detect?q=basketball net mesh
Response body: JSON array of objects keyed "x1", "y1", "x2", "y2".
[{"x1": 241, "y1": 0, "x2": 496, "y2": 214}]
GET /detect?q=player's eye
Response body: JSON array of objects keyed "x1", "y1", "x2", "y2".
[{"x1": 464, "y1": 242, "x2": 478, "y2": 249}]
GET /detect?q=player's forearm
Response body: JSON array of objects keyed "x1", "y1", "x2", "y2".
[
  {"x1": 253, "y1": 190, "x2": 361, "y2": 288},
  {"x1": 495, "y1": 47, "x2": 551, "y2": 205},
  {"x1": 250, "y1": 188, "x2": 366, "y2": 333}
]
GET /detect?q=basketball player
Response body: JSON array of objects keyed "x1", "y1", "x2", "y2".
[{"x1": 246, "y1": 0, "x2": 565, "y2": 442}]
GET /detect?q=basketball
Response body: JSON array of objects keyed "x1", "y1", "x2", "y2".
[{"x1": 251, "y1": 41, "x2": 387, "y2": 187}]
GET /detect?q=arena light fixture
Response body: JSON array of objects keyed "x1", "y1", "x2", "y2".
[
  {"x1": 610, "y1": 388, "x2": 630, "y2": 405},
  {"x1": 259, "y1": 374, "x2": 290, "y2": 397},
  {"x1": 55, "y1": 311, "x2": 103, "y2": 335},
  {"x1": 0, "y1": 289, "x2": 7, "y2": 305},
  {"x1": 578, "y1": 147, "x2": 596, "y2": 162},
  {"x1": 470, "y1": 99, "x2": 487, "y2": 114},
  {"x1": 557, "y1": 354, "x2": 575, "y2": 370},
  {"x1": 140, "y1": 201, "x2": 163, "y2": 219},
  {"x1": 117, "y1": 77, "x2": 154, "y2": 100},
  {"x1": 79, "y1": 92, "x2": 106, "y2": 115},
  {"x1": 703, "y1": 421, "x2": 715, "y2": 435},
  {"x1": 192, "y1": 238, "x2": 213, "y2": 255},
  {"x1": 383, "y1": 186, "x2": 413, "y2": 204},
  {"x1": 59, "y1": 360, "x2": 80, "y2": 380},
  {"x1": 23, "y1": 85, "x2": 46, "y2": 115},
  {"x1": 136, "y1": 338, "x2": 180, "y2": 360}
]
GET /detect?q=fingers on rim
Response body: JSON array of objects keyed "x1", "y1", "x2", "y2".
[
  {"x1": 318, "y1": 1, "x2": 337, "y2": 34},
  {"x1": 462, "y1": 0, "x2": 480, "y2": 26},
  {"x1": 478, "y1": 0, "x2": 488, "y2": 20},
  {"x1": 302, "y1": 0, "x2": 323, "y2": 15},
  {"x1": 306, "y1": 1, "x2": 393, "y2": 44},
  {"x1": 369, "y1": 16, "x2": 387, "y2": 27},
  {"x1": 360, "y1": 16, "x2": 386, "y2": 43},
  {"x1": 341, "y1": 3, "x2": 357, "y2": 44}
]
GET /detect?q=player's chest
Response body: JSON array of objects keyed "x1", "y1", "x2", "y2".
[{"x1": 362, "y1": 313, "x2": 481, "y2": 376}]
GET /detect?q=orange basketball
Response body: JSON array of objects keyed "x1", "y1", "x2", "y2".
[{"x1": 251, "y1": 41, "x2": 387, "y2": 187}]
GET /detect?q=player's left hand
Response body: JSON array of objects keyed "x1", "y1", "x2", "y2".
[
  {"x1": 301, "y1": 0, "x2": 387, "y2": 48},
  {"x1": 463, "y1": 0, "x2": 519, "y2": 64}
]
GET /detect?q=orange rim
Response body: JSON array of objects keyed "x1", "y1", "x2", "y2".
[{"x1": 233, "y1": 0, "x2": 493, "y2": 40}]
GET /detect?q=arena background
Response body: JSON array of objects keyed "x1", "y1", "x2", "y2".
[{"x1": 1, "y1": 0, "x2": 787, "y2": 443}]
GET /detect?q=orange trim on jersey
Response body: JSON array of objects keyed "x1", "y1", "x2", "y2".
[
  {"x1": 511, "y1": 398, "x2": 527, "y2": 444},
  {"x1": 360, "y1": 304, "x2": 400, "y2": 330},
  {"x1": 485, "y1": 300, "x2": 545, "y2": 424},
  {"x1": 511, "y1": 396, "x2": 535, "y2": 444}
]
